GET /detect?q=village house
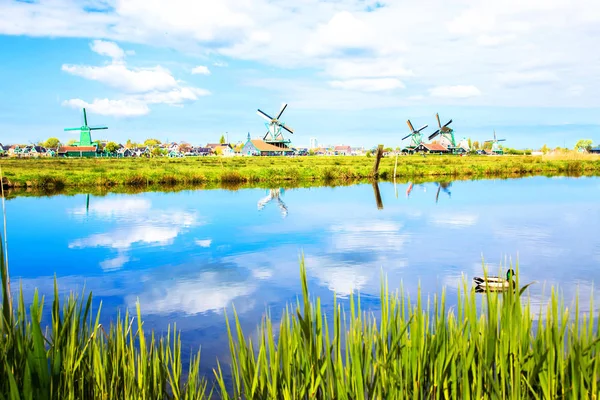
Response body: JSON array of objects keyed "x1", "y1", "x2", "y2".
[
  {"x1": 241, "y1": 135, "x2": 294, "y2": 156},
  {"x1": 57, "y1": 146, "x2": 99, "y2": 157},
  {"x1": 414, "y1": 143, "x2": 450, "y2": 154},
  {"x1": 333, "y1": 145, "x2": 352, "y2": 155}
]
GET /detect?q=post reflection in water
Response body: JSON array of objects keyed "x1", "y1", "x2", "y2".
[
  {"x1": 405, "y1": 181, "x2": 453, "y2": 203},
  {"x1": 372, "y1": 181, "x2": 383, "y2": 210}
]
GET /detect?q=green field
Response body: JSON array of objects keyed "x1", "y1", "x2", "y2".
[{"x1": 1, "y1": 154, "x2": 600, "y2": 189}]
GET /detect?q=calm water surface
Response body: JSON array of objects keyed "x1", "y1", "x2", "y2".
[{"x1": 7, "y1": 176, "x2": 600, "y2": 372}]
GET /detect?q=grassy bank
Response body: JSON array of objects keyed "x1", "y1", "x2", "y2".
[
  {"x1": 1, "y1": 154, "x2": 600, "y2": 188},
  {"x1": 2, "y1": 231, "x2": 600, "y2": 398}
]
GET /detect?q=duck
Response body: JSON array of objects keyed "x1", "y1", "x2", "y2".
[{"x1": 473, "y1": 269, "x2": 515, "y2": 291}]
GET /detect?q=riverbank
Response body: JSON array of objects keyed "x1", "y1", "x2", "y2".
[{"x1": 1, "y1": 154, "x2": 600, "y2": 188}]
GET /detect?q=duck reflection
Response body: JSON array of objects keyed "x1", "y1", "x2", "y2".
[{"x1": 257, "y1": 188, "x2": 288, "y2": 218}]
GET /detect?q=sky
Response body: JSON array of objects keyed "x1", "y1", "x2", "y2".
[{"x1": 0, "y1": 0, "x2": 599, "y2": 149}]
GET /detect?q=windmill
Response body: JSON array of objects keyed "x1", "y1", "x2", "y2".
[
  {"x1": 64, "y1": 108, "x2": 108, "y2": 147},
  {"x1": 257, "y1": 103, "x2": 294, "y2": 148},
  {"x1": 401, "y1": 120, "x2": 428, "y2": 151},
  {"x1": 257, "y1": 188, "x2": 288, "y2": 218},
  {"x1": 428, "y1": 113, "x2": 456, "y2": 151},
  {"x1": 484, "y1": 130, "x2": 506, "y2": 155}
]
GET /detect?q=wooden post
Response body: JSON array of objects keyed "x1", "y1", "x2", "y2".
[
  {"x1": 372, "y1": 181, "x2": 383, "y2": 210},
  {"x1": 372, "y1": 144, "x2": 384, "y2": 178}
]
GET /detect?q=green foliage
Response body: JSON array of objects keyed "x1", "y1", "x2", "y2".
[
  {"x1": 468, "y1": 137, "x2": 472, "y2": 149},
  {"x1": 42, "y1": 138, "x2": 61, "y2": 149},
  {"x1": 105, "y1": 141, "x2": 119, "y2": 153},
  {"x1": 144, "y1": 138, "x2": 161, "y2": 147},
  {"x1": 219, "y1": 135, "x2": 226, "y2": 145},
  {"x1": 66, "y1": 139, "x2": 77, "y2": 146},
  {"x1": 472, "y1": 141, "x2": 480, "y2": 150},
  {"x1": 541, "y1": 144, "x2": 549, "y2": 154},
  {"x1": 151, "y1": 147, "x2": 166, "y2": 157},
  {"x1": 575, "y1": 139, "x2": 593, "y2": 152},
  {"x1": 2, "y1": 239, "x2": 600, "y2": 398}
]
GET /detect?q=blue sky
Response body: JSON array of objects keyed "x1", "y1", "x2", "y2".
[{"x1": 0, "y1": 0, "x2": 599, "y2": 149}]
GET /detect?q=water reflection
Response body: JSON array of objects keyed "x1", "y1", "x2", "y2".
[
  {"x1": 257, "y1": 188, "x2": 288, "y2": 218},
  {"x1": 5, "y1": 177, "x2": 600, "y2": 375}
]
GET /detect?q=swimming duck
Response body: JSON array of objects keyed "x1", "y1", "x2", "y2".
[{"x1": 473, "y1": 269, "x2": 515, "y2": 291}]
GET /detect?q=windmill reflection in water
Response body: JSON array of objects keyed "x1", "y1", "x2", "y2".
[
  {"x1": 257, "y1": 188, "x2": 288, "y2": 218},
  {"x1": 405, "y1": 181, "x2": 452, "y2": 203}
]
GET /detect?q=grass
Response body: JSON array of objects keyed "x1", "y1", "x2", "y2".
[
  {"x1": 2, "y1": 231, "x2": 600, "y2": 398},
  {"x1": 1, "y1": 154, "x2": 600, "y2": 188}
]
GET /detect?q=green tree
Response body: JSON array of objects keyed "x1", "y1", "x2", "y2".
[
  {"x1": 105, "y1": 141, "x2": 119, "y2": 153},
  {"x1": 472, "y1": 141, "x2": 480, "y2": 150},
  {"x1": 215, "y1": 147, "x2": 223, "y2": 156},
  {"x1": 219, "y1": 135, "x2": 226, "y2": 144},
  {"x1": 468, "y1": 138, "x2": 472, "y2": 149},
  {"x1": 574, "y1": 139, "x2": 593, "y2": 152},
  {"x1": 384, "y1": 147, "x2": 393, "y2": 152},
  {"x1": 541, "y1": 144, "x2": 549, "y2": 154},
  {"x1": 483, "y1": 141, "x2": 493, "y2": 150},
  {"x1": 151, "y1": 147, "x2": 165, "y2": 157},
  {"x1": 67, "y1": 139, "x2": 77, "y2": 146},
  {"x1": 43, "y1": 137, "x2": 61, "y2": 149},
  {"x1": 144, "y1": 138, "x2": 161, "y2": 147}
]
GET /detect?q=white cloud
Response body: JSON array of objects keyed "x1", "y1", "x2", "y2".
[
  {"x1": 498, "y1": 71, "x2": 560, "y2": 88},
  {"x1": 61, "y1": 40, "x2": 209, "y2": 117},
  {"x1": 429, "y1": 85, "x2": 482, "y2": 98},
  {"x1": 90, "y1": 39, "x2": 126, "y2": 61},
  {"x1": 70, "y1": 198, "x2": 152, "y2": 217},
  {"x1": 100, "y1": 253, "x2": 130, "y2": 271},
  {"x1": 195, "y1": 239, "x2": 212, "y2": 247},
  {"x1": 324, "y1": 59, "x2": 413, "y2": 79},
  {"x1": 304, "y1": 11, "x2": 372, "y2": 56},
  {"x1": 191, "y1": 65, "x2": 210, "y2": 75},
  {"x1": 213, "y1": 61, "x2": 228, "y2": 67},
  {"x1": 430, "y1": 213, "x2": 479, "y2": 228},
  {"x1": 329, "y1": 78, "x2": 405, "y2": 92},
  {"x1": 69, "y1": 226, "x2": 179, "y2": 250},
  {"x1": 62, "y1": 63, "x2": 178, "y2": 93},
  {"x1": 62, "y1": 98, "x2": 150, "y2": 117}
]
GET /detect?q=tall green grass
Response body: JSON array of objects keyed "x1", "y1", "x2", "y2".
[{"x1": 2, "y1": 242, "x2": 600, "y2": 398}]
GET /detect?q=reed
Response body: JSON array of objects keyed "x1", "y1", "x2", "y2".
[{"x1": 2, "y1": 243, "x2": 600, "y2": 398}]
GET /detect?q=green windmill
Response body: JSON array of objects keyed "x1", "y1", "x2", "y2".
[
  {"x1": 64, "y1": 108, "x2": 107, "y2": 147},
  {"x1": 428, "y1": 113, "x2": 456, "y2": 151}
]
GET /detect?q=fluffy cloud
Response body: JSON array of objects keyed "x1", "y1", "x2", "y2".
[
  {"x1": 62, "y1": 98, "x2": 150, "y2": 117},
  {"x1": 191, "y1": 65, "x2": 210, "y2": 75},
  {"x1": 429, "y1": 85, "x2": 482, "y2": 99},
  {"x1": 61, "y1": 41, "x2": 209, "y2": 116},
  {"x1": 498, "y1": 71, "x2": 560, "y2": 88},
  {"x1": 90, "y1": 39, "x2": 126, "y2": 61},
  {"x1": 1, "y1": 0, "x2": 599, "y2": 108}
]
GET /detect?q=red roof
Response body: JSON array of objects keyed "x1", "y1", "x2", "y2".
[
  {"x1": 423, "y1": 143, "x2": 448, "y2": 151},
  {"x1": 250, "y1": 140, "x2": 293, "y2": 152},
  {"x1": 334, "y1": 145, "x2": 351, "y2": 152},
  {"x1": 58, "y1": 146, "x2": 98, "y2": 152}
]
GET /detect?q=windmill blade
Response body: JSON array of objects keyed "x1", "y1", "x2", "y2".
[
  {"x1": 416, "y1": 124, "x2": 428, "y2": 133},
  {"x1": 257, "y1": 109, "x2": 274, "y2": 122},
  {"x1": 64, "y1": 127, "x2": 82, "y2": 131},
  {"x1": 436, "y1": 113, "x2": 442, "y2": 128},
  {"x1": 276, "y1": 103, "x2": 288, "y2": 119},
  {"x1": 443, "y1": 119, "x2": 452, "y2": 128},
  {"x1": 497, "y1": 139, "x2": 506, "y2": 142},
  {"x1": 279, "y1": 123, "x2": 294, "y2": 134},
  {"x1": 83, "y1": 108, "x2": 88, "y2": 126},
  {"x1": 436, "y1": 185, "x2": 441, "y2": 203},
  {"x1": 401, "y1": 133, "x2": 412, "y2": 141},
  {"x1": 493, "y1": 130, "x2": 497, "y2": 140},
  {"x1": 89, "y1": 126, "x2": 108, "y2": 130},
  {"x1": 483, "y1": 140, "x2": 493, "y2": 143},
  {"x1": 406, "y1": 120, "x2": 415, "y2": 132},
  {"x1": 428, "y1": 130, "x2": 440, "y2": 141}
]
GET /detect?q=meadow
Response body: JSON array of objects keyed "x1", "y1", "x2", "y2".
[{"x1": 1, "y1": 153, "x2": 600, "y2": 188}]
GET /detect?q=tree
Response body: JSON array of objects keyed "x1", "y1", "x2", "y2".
[
  {"x1": 215, "y1": 147, "x2": 223, "y2": 156},
  {"x1": 468, "y1": 138, "x2": 472, "y2": 149},
  {"x1": 384, "y1": 147, "x2": 393, "y2": 152},
  {"x1": 105, "y1": 141, "x2": 119, "y2": 153},
  {"x1": 43, "y1": 137, "x2": 61, "y2": 149},
  {"x1": 472, "y1": 141, "x2": 480, "y2": 150},
  {"x1": 482, "y1": 141, "x2": 493, "y2": 150},
  {"x1": 541, "y1": 144, "x2": 549, "y2": 154},
  {"x1": 219, "y1": 135, "x2": 226, "y2": 144},
  {"x1": 144, "y1": 138, "x2": 161, "y2": 147},
  {"x1": 67, "y1": 139, "x2": 77, "y2": 146},
  {"x1": 178, "y1": 143, "x2": 191, "y2": 153},
  {"x1": 574, "y1": 139, "x2": 593, "y2": 152},
  {"x1": 151, "y1": 147, "x2": 165, "y2": 157}
]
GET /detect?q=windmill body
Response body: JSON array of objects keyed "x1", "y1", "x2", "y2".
[
  {"x1": 257, "y1": 103, "x2": 294, "y2": 149},
  {"x1": 401, "y1": 120, "x2": 428, "y2": 152},
  {"x1": 484, "y1": 130, "x2": 506, "y2": 155},
  {"x1": 64, "y1": 108, "x2": 108, "y2": 148},
  {"x1": 428, "y1": 113, "x2": 460, "y2": 152}
]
